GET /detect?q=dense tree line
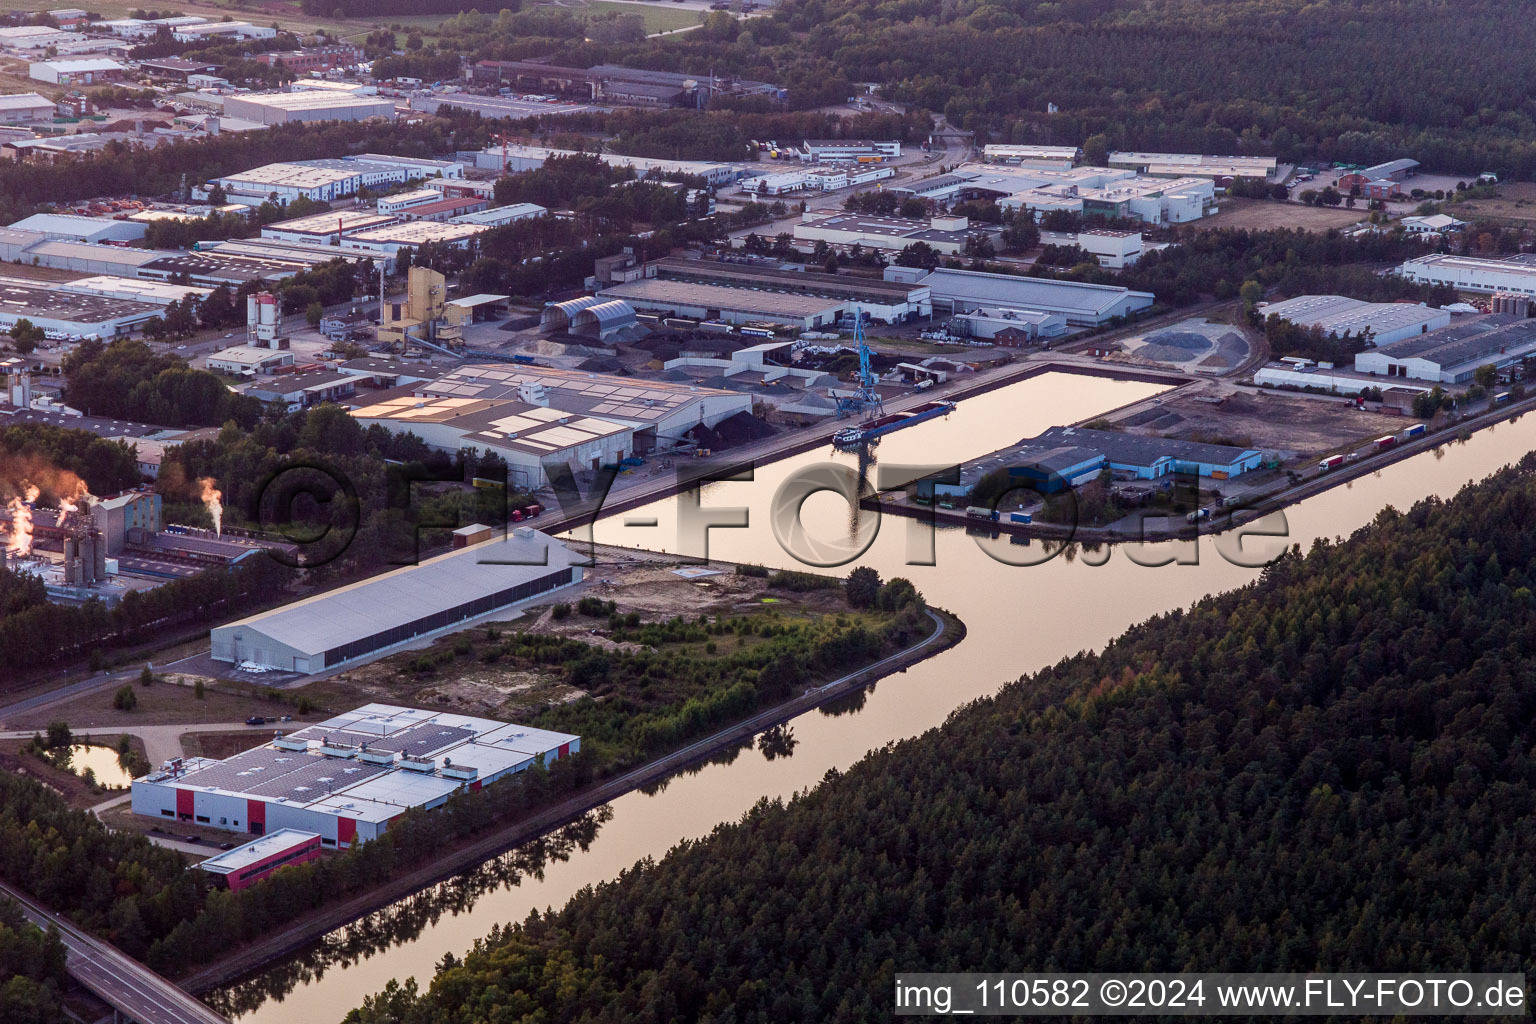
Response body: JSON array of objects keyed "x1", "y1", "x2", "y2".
[
  {"x1": 1, "y1": 422, "x2": 142, "y2": 495},
  {"x1": 1016, "y1": 227, "x2": 1457, "y2": 309},
  {"x1": 0, "y1": 769, "x2": 201, "y2": 960},
  {"x1": 344, "y1": 453, "x2": 1536, "y2": 1024},
  {"x1": 0, "y1": 555, "x2": 288, "y2": 680},
  {"x1": 0, "y1": 898, "x2": 68, "y2": 1024},
  {"x1": 63, "y1": 340, "x2": 262, "y2": 429}
]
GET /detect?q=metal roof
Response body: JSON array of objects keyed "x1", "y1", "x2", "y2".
[
  {"x1": 1259, "y1": 295, "x2": 1446, "y2": 336},
  {"x1": 573, "y1": 299, "x2": 636, "y2": 329},
  {"x1": 920, "y1": 268, "x2": 1152, "y2": 317},
  {"x1": 1030, "y1": 426, "x2": 1259, "y2": 468},
  {"x1": 214, "y1": 529, "x2": 576, "y2": 658},
  {"x1": 1361, "y1": 158, "x2": 1419, "y2": 178}
]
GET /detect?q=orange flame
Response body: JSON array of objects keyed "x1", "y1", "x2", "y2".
[{"x1": 198, "y1": 477, "x2": 222, "y2": 538}]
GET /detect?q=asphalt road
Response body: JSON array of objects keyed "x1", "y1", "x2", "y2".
[{"x1": 0, "y1": 880, "x2": 229, "y2": 1024}]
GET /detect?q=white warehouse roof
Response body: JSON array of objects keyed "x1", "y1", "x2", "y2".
[
  {"x1": 1258, "y1": 294, "x2": 1449, "y2": 340},
  {"x1": 212, "y1": 527, "x2": 578, "y2": 664}
]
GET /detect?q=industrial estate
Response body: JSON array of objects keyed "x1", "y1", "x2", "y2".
[{"x1": 0, "y1": 3, "x2": 1534, "y2": 1024}]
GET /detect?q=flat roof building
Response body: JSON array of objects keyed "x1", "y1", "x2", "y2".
[
  {"x1": 1354, "y1": 314, "x2": 1536, "y2": 384},
  {"x1": 1107, "y1": 151, "x2": 1277, "y2": 180},
  {"x1": 197, "y1": 829, "x2": 321, "y2": 890},
  {"x1": 29, "y1": 58, "x2": 127, "y2": 85},
  {"x1": 224, "y1": 92, "x2": 394, "y2": 126},
  {"x1": 470, "y1": 143, "x2": 756, "y2": 187},
  {"x1": 0, "y1": 92, "x2": 57, "y2": 124},
  {"x1": 338, "y1": 221, "x2": 488, "y2": 262},
  {"x1": 352, "y1": 396, "x2": 633, "y2": 489},
  {"x1": 798, "y1": 139, "x2": 901, "y2": 162},
  {"x1": 213, "y1": 162, "x2": 367, "y2": 203},
  {"x1": 421, "y1": 363, "x2": 753, "y2": 446},
  {"x1": 9, "y1": 213, "x2": 146, "y2": 244},
  {"x1": 376, "y1": 189, "x2": 445, "y2": 216},
  {"x1": 1395, "y1": 253, "x2": 1536, "y2": 296},
  {"x1": 210, "y1": 530, "x2": 582, "y2": 674},
  {"x1": 1024, "y1": 425, "x2": 1263, "y2": 480},
  {"x1": 981, "y1": 144, "x2": 1081, "y2": 168},
  {"x1": 207, "y1": 346, "x2": 296, "y2": 376},
  {"x1": 1258, "y1": 295, "x2": 1451, "y2": 347},
  {"x1": 246, "y1": 370, "x2": 358, "y2": 410},
  {"x1": 133, "y1": 703, "x2": 580, "y2": 847},
  {"x1": 0, "y1": 276, "x2": 163, "y2": 338},
  {"x1": 898, "y1": 266, "x2": 1153, "y2": 326},
  {"x1": 260, "y1": 209, "x2": 400, "y2": 246},
  {"x1": 451, "y1": 203, "x2": 547, "y2": 227},
  {"x1": 606, "y1": 256, "x2": 931, "y2": 326},
  {"x1": 792, "y1": 211, "x2": 995, "y2": 256}
]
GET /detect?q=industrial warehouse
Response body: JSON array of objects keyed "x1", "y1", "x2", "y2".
[
  {"x1": 1354, "y1": 314, "x2": 1536, "y2": 383},
  {"x1": 419, "y1": 364, "x2": 753, "y2": 447},
  {"x1": 352, "y1": 396, "x2": 634, "y2": 488},
  {"x1": 1394, "y1": 253, "x2": 1536, "y2": 295},
  {"x1": 0, "y1": 276, "x2": 163, "y2": 337},
  {"x1": 131, "y1": 703, "x2": 580, "y2": 847},
  {"x1": 1258, "y1": 295, "x2": 1450, "y2": 346},
  {"x1": 222, "y1": 91, "x2": 396, "y2": 125},
  {"x1": 888, "y1": 266, "x2": 1154, "y2": 326},
  {"x1": 210, "y1": 527, "x2": 580, "y2": 673},
  {"x1": 593, "y1": 255, "x2": 932, "y2": 327}
]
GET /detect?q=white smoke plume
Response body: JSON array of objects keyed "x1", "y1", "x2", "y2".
[
  {"x1": 198, "y1": 477, "x2": 223, "y2": 538},
  {"x1": 4, "y1": 484, "x2": 40, "y2": 558}
]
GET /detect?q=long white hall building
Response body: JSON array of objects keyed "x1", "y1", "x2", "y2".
[{"x1": 132, "y1": 704, "x2": 579, "y2": 847}]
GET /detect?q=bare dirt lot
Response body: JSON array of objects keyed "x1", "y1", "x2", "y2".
[
  {"x1": 1440, "y1": 181, "x2": 1536, "y2": 227},
  {"x1": 294, "y1": 547, "x2": 853, "y2": 722},
  {"x1": 1195, "y1": 198, "x2": 1364, "y2": 233},
  {"x1": 1121, "y1": 381, "x2": 1411, "y2": 454}
]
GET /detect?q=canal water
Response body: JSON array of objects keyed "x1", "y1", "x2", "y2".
[{"x1": 230, "y1": 376, "x2": 1534, "y2": 1023}]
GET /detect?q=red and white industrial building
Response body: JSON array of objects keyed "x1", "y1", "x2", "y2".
[
  {"x1": 197, "y1": 829, "x2": 322, "y2": 890},
  {"x1": 132, "y1": 704, "x2": 580, "y2": 848}
]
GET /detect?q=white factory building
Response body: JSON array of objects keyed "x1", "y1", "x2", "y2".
[
  {"x1": 420, "y1": 363, "x2": 753, "y2": 448},
  {"x1": 260, "y1": 209, "x2": 400, "y2": 246},
  {"x1": 172, "y1": 21, "x2": 276, "y2": 41},
  {"x1": 981, "y1": 144, "x2": 1080, "y2": 169},
  {"x1": 451, "y1": 203, "x2": 547, "y2": 227},
  {"x1": 1395, "y1": 253, "x2": 1536, "y2": 296},
  {"x1": 1354, "y1": 315, "x2": 1536, "y2": 384},
  {"x1": 947, "y1": 306, "x2": 1068, "y2": 343},
  {"x1": 131, "y1": 703, "x2": 580, "y2": 847},
  {"x1": 792, "y1": 212, "x2": 994, "y2": 256},
  {"x1": 472, "y1": 143, "x2": 756, "y2": 187},
  {"x1": 1258, "y1": 295, "x2": 1451, "y2": 347},
  {"x1": 212, "y1": 162, "x2": 368, "y2": 203},
  {"x1": 9, "y1": 212, "x2": 146, "y2": 244},
  {"x1": 224, "y1": 92, "x2": 395, "y2": 125},
  {"x1": 893, "y1": 163, "x2": 1216, "y2": 225},
  {"x1": 28, "y1": 58, "x2": 127, "y2": 85},
  {"x1": 1107, "y1": 152, "x2": 1277, "y2": 181},
  {"x1": 0, "y1": 276, "x2": 164, "y2": 338},
  {"x1": 0, "y1": 93, "x2": 57, "y2": 124},
  {"x1": 798, "y1": 139, "x2": 901, "y2": 162},
  {"x1": 887, "y1": 265, "x2": 1155, "y2": 326},
  {"x1": 211, "y1": 528, "x2": 582, "y2": 674},
  {"x1": 338, "y1": 221, "x2": 488, "y2": 263},
  {"x1": 351, "y1": 395, "x2": 634, "y2": 489}
]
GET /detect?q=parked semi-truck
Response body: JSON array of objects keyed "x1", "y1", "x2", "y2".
[
  {"x1": 1401, "y1": 423, "x2": 1427, "y2": 440},
  {"x1": 1319, "y1": 454, "x2": 1346, "y2": 470},
  {"x1": 966, "y1": 505, "x2": 999, "y2": 521},
  {"x1": 1373, "y1": 435, "x2": 1397, "y2": 451}
]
